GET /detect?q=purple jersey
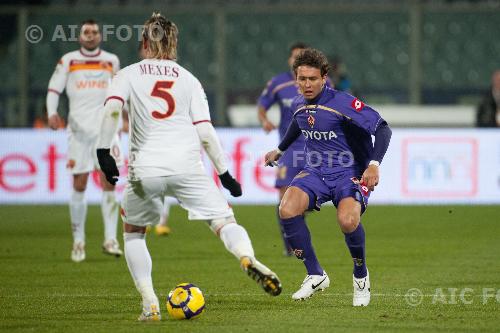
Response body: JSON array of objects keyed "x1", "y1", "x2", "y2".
[{"x1": 292, "y1": 86, "x2": 384, "y2": 178}]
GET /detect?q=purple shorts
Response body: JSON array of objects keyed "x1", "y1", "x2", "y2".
[
  {"x1": 289, "y1": 167, "x2": 370, "y2": 214},
  {"x1": 275, "y1": 149, "x2": 306, "y2": 188}
]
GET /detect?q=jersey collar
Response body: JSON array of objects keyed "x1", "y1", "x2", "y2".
[{"x1": 79, "y1": 47, "x2": 101, "y2": 57}]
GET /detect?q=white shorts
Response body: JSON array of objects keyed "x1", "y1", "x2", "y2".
[
  {"x1": 67, "y1": 132, "x2": 124, "y2": 175},
  {"x1": 121, "y1": 174, "x2": 234, "y2": 226}
]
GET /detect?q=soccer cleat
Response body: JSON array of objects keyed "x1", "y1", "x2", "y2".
[
  {"x1": 102, "y1": 239, "x2": 123, "y2": 257},
  {"x1": 71, "y1": 242, "x2": 86, "y2": 263},
  {"x1": 138, "y1": 304, "x2": 161, "y2": 322},
  {"x1": 353, "y1": 270, "x2": 370, "y2": 306},
  {"x1": 155, "y1": 224, "x2": 172, "y2": 236},
  {"x1": 292, "y1": 271, "x2": 330, "y2": 300},
  {"x1": 240, "y1": 257, "x2": 282, "y2": 296}
]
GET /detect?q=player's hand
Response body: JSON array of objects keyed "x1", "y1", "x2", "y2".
[
  {"x1": 48, "y1": 114, "x2": 61, "y2": 130},
  {"x1": 261, "y1": 120, "x2": 276, "y2": 133},
  {"x1": 218, "y1": 171, "x2": 242, "y2": 197},
  {"x1": 264, "y1": 149, "x2": 283, "y2": 167},
  {"x1": 96, "y1": 148, "x2": 119, "y2": 185},
  {"x1": 361, "y1": 164, "x2": 379, "y2": 191}
]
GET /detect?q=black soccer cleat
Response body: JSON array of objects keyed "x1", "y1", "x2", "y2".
[{"x1": 240, "y1": 257, "x2": 282, "y2": 296}]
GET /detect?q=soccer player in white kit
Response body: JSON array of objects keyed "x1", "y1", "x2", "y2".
[
  {"x1": 136, "y1": 41, "x2": 173, "y2": 237},
  {"x1": 46, "y1": 20, "x2": 124, "y2": 262},
  {"x1": 96, "y1": 13, "x2": 282, "y2": 321}
]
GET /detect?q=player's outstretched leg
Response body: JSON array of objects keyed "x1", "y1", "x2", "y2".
[
  {"x1": 240, "y1": 256, "x2": 282, "y2": 296},
  {"x1": 123, "y1": 231, "x2": 161, "y2": 321},
  {"x1": 70, "y1": 190, "x2": 87, "y2": 262},
  {"x1": 280, "y1": 215, "x2": 329, "y2": 300},
  {"x1": 210, "y1": 217, "x2": 282, "y2": 296}
]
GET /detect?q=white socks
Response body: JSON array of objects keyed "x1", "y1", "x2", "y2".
[
  {"x1": 124, "y1": 232, "x2": 158, "y2": 308},
  {"x1": 159, "y1": 197, "x2": 171, "y2": 226},
  {"x1": 219, "y1": 223, "x2": 255, "y2": 260},
  {"x1": 70, "y1": 190, "x2": 87, "y2": 243},
  {"x1": 101, "y1": 191, "x2": 119, "y2": 241}
]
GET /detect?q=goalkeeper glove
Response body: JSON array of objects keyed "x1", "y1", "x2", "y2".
[
  {"x1": 96, "y1": 148, "x2": 119, "y2": 185},
  {"x1": 218, "y1": 171, "x2": 242, "y2": 197}
]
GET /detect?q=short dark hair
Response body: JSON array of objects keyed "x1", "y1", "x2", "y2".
[
  {"x1": 289, "y1": 42, "x2": 308, "y2": 55},
  {"x1": 81, "y1": 19, "x2": 98, "y2": 26},
  {"x1": 293, "y1": 48, "x2": 330, "y2": 76}
]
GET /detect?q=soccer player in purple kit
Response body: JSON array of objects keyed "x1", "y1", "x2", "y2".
[
  {"x1": 265, "y1": 48, "x2": 392, "y2": 306},
  {"x1": 257, "y1": 42, "x2": 309, "y2": 256}
]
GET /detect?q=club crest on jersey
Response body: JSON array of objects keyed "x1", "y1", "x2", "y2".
[
  {"x1": 351, "y1": 98, "x2": 365, "y2": 112},
  {"x1": 307, "y1": 114, "x2": 315, "y2": 128}
]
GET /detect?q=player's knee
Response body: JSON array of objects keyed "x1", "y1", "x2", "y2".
[
  {"x1": 337, "y1": 212, "x2": 359, "y2": 233},
  {"x1": 279, "y1": 201, "x2": 300, "y2": 219},
  {"x1": 207, "y1": 215, "x2": 236, "y2": 235},
  {"x1": 123, "y1": 222, "x2": 147, "y2": 234},
  {"x1": 73, "y1": 184, "x2": 86, "y2": 192}
]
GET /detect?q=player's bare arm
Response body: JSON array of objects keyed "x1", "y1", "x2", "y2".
[{"x1": 258, "y1": 106, "x2": 276, "y2": 133}]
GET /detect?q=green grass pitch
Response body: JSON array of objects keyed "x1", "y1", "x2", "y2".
[{"x1": 0, "y1": 205, "x2": 499, "y2": 332}]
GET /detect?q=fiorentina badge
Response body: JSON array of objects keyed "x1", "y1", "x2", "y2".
[{"x1": 307, "y1": 114, "x2": 315, "y2": 128}]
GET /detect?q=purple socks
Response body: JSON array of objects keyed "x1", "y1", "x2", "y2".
[
  {"x1": 280, "y1": 215, "x2": 323, "y2": 275},
  {"x1": 344, "y1": 223, "x2": 367, "y2": 278}
]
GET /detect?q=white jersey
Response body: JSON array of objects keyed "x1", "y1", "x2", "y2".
[
  {"x1": 48, "y1": 48, "x2": 120, "y2": 138},
  {"x1": 105, "y1": 59, "x2": 211, "y2": 179}
]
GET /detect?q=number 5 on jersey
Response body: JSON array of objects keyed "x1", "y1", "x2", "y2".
[{"x1": 151, "y1": 81, "x2": 176, "y2": 119}]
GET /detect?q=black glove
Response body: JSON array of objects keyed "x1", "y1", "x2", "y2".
[
  {"x1": 96, "y1": 148, "x2": 119, "y2": 185},
  {"x1": 218, "y1": 171, "x2": 242, "y2": 197}
]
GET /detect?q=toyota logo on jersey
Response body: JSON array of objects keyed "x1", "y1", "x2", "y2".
[{"x1": 351, "y1": 98, "x2": 365, "y2": 112}]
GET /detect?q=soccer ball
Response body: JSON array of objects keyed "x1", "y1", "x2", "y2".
[{"x1": 166, "y1": 283, "x2": 205, "y2": 320}]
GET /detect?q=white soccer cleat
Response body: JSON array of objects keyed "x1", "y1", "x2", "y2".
[
  {"x1": 102, "y1": 239, "x2": 123, "y2": 257},
  {"x1": 138, "y1": 304, "x2": 161, "y2": 322},
  {"x1": 353, "y1": 270, "x2": 371, "y2": 306},
  {"x1": 292, "y1": 271, "x2": 330, "y2": 300},
  {"x1": 71, "y1": 242, "x2": 85, "y2": 262}
]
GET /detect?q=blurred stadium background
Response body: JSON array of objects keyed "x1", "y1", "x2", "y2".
[
  {"x1": 1, "y1": 1, "x2": 499, "y2": 331},
  {"x1": 1, "y1": 0, "x2": 500, "y2": 205},
  {"x1": 1, "y1": 0, "x2": 500, "y2": 127}
]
